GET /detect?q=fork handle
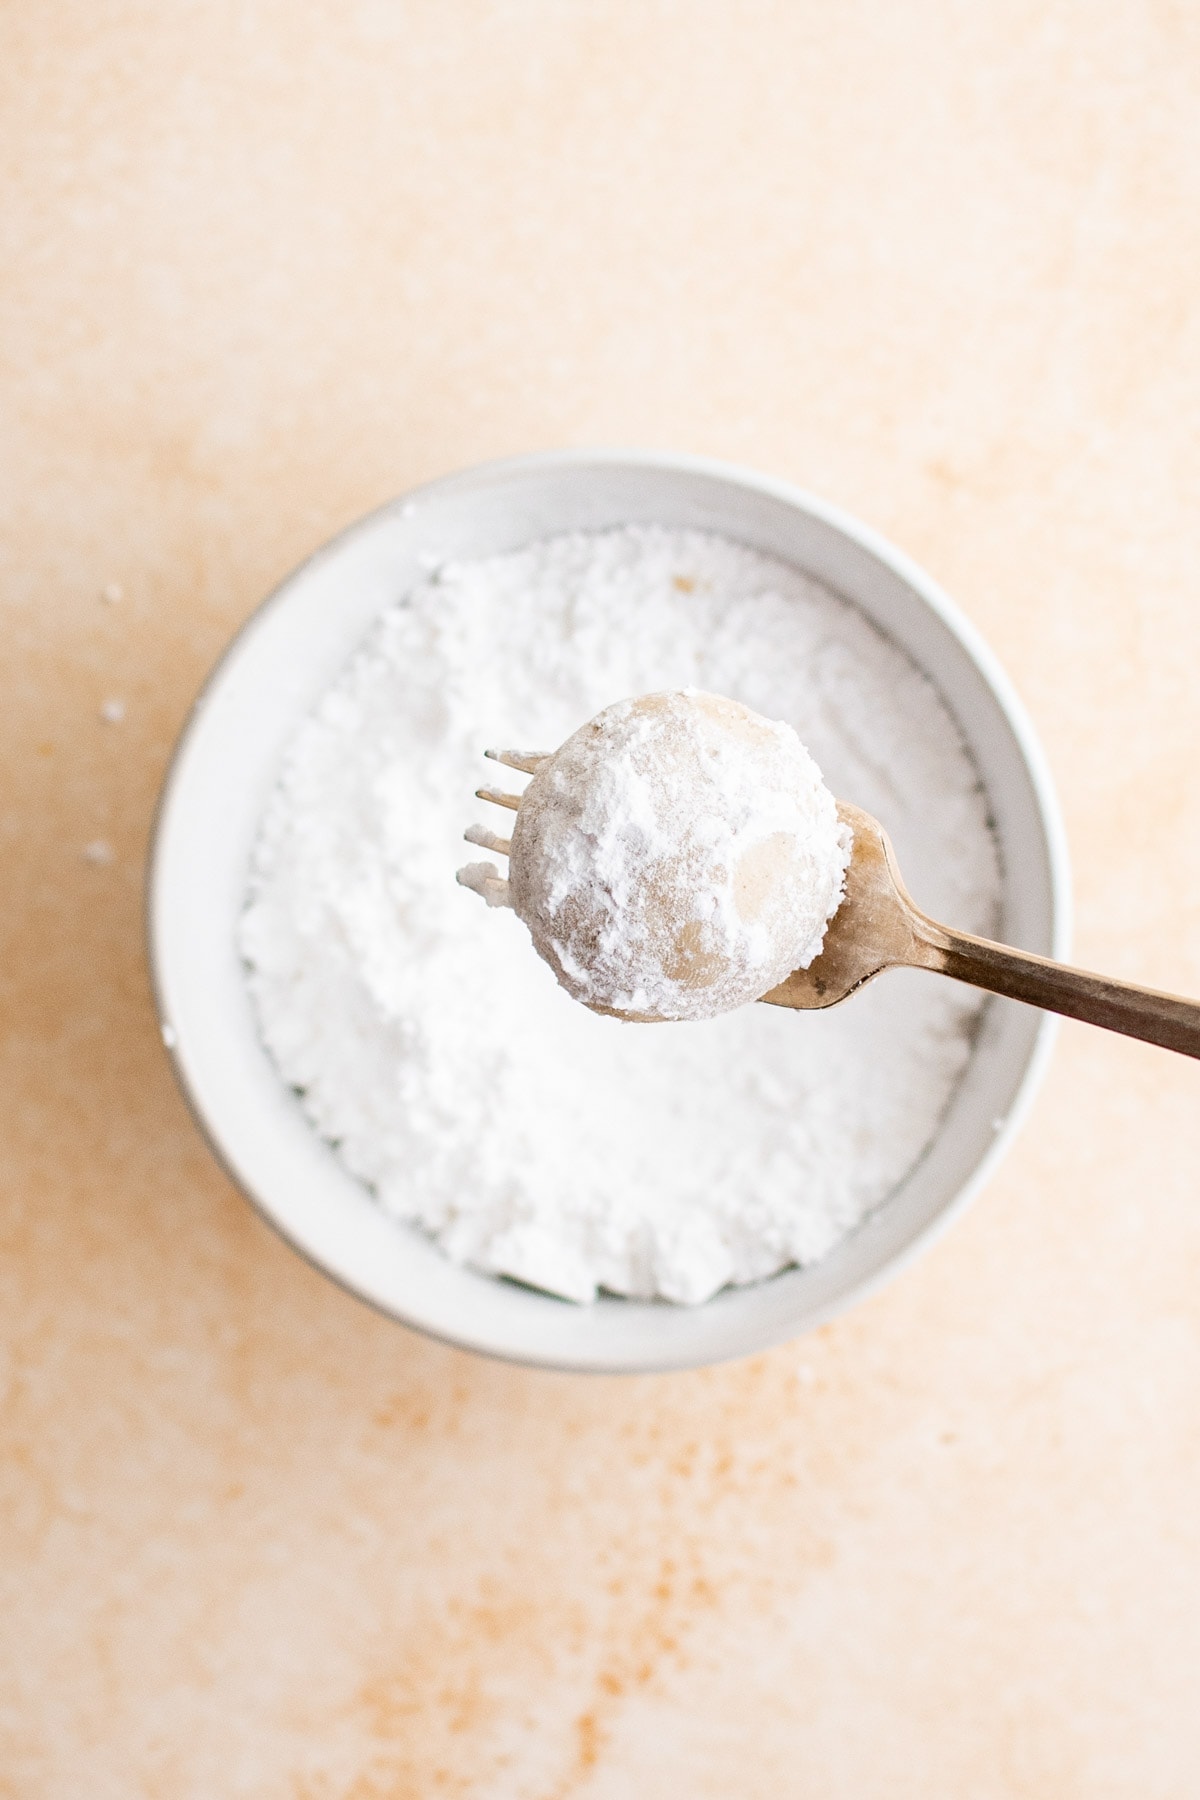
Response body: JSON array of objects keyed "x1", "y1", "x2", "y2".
[{"x1": 914, "y1": 921, "x2": 1200, "y2": 1060}]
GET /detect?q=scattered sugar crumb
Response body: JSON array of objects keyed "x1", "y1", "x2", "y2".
[
  {"x1": 100, "y1": 698, "x2": 126, "y2": 725},
  {"x1": 161, "y1": 1023, "x2": 178, "y2": 1048},
  {"x1": 83, "y1": 839, "x2": 115, "y2": 865},
  {"x1": 101, "y1": 581, "x2": 123, "y2": 604}
]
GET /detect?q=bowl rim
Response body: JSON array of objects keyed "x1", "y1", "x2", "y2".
[{"x1": 146, "y1": 447, "x2": 1071, "y2": 1370}]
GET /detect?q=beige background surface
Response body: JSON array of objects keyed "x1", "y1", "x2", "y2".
[{"x1": 5, "y1": 3, "x2": 1200, "y2": 1795}]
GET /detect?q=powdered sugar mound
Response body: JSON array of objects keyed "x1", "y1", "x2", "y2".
[
  {"x1": 239, "y1": 525, "x2": 1000, "y2": 1306},
  {"x1": 508, "y1": 689, "x2": 850, "y2": 1021}
]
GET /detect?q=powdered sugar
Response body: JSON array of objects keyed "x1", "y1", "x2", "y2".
[{"x1": 239, "y1": 525, "x2": 1000, "y2": 1305}]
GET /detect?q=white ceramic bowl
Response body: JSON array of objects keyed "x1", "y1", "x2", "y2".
[{"x1": 148, "y1": 450, "x2": 1069, "y2": 1372}]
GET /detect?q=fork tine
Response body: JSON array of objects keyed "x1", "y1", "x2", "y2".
[
  {"x1": 456, "y1": 862, "x2": 512, "y2": 908},
  {"x1": 475, "y1": 786, "x2": 521, "y2": 812},
  {"x1": 484, "y1": 748, "x2": 551, "y2": 775},
  {"x1": 464, "y1": 824, "x2": 511, "y2": 856}
]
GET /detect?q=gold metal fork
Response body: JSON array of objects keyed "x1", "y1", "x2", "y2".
[{"x1": 461, "y1": 761, "x2": 1200, "y2": 1058}]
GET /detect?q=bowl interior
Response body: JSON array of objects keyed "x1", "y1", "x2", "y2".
[{"x1": 148, "y1": 452, "x2": 1067, "y2": 1372}]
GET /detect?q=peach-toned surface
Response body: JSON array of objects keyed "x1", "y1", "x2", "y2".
[{"x1": 5, "y1": 4, "x2": 1200, "y2": 1794}]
